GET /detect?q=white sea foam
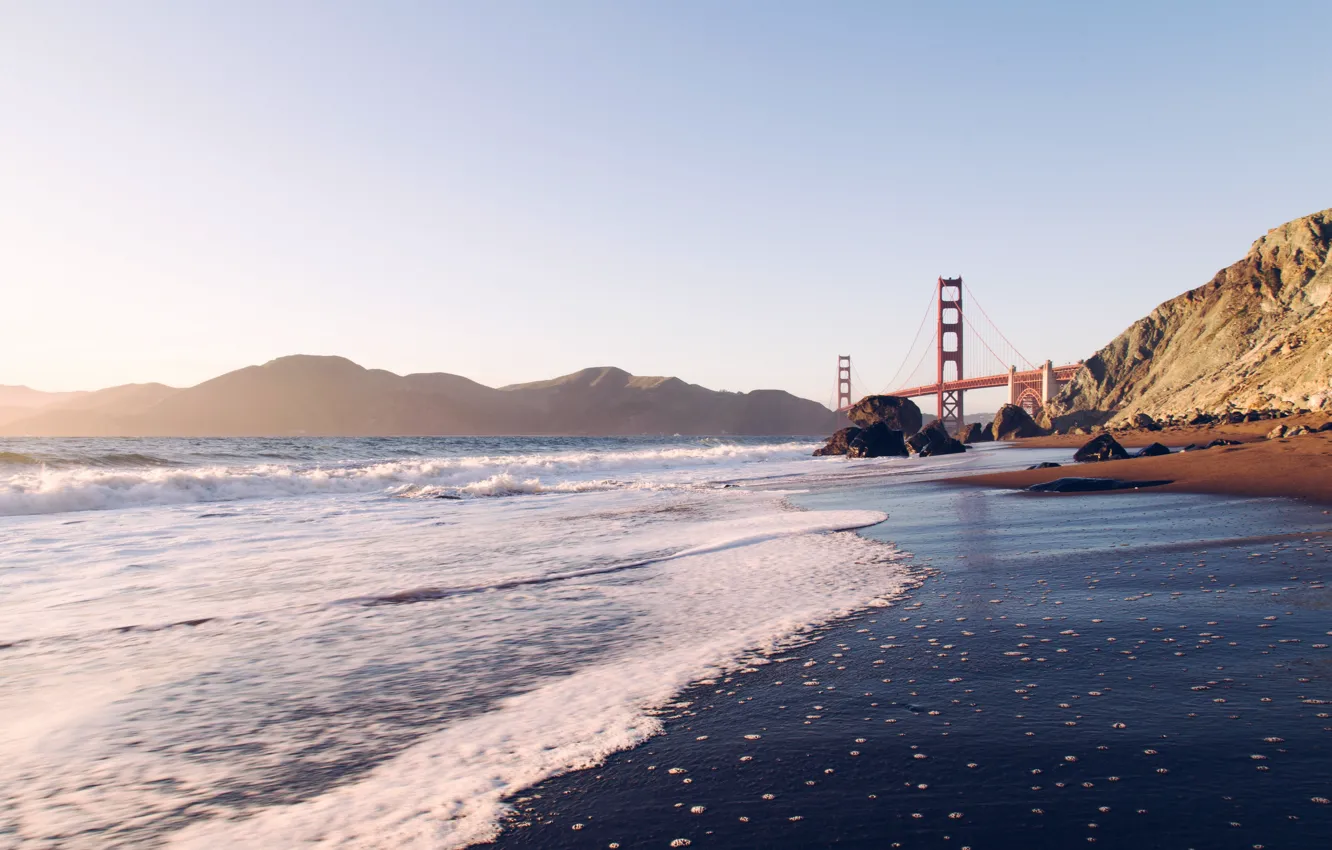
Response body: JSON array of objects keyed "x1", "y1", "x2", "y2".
[
  {"x1": 166, "y1": 512, "x2": 899, "y2": 849},
  {"x1": 0, "y1": 441, "x2": 820, "y2": 517},
  {"x1": 0, "y1": 439, "x2": 912, "y2": 848}
]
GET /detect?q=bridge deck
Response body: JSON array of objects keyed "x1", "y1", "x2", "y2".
[{"x1": 884, "y1": 364, "x2": 1082, "y2": 402}]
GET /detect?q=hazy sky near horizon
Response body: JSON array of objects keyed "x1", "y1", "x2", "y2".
[{"x1": 3, "y1": 1, "x2": 1330, "y2": 409}]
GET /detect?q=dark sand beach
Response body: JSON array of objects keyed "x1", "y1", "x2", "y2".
[
  {"x1": 492, "y1": 463, "x2": 1332, "y2": 849},
  {"x1": 960, "y1": 431, "x2": 1332, "y2": 504}
]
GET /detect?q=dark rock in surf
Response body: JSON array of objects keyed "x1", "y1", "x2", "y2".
[
  {"x1": 905, "y1": 420, "x2": 948, "y2": 453},
  {"x1": 992, "y1": 404, "x2": 1047, "y2": 440},
  {"x1": 959, "y1": 422, "x2": 990, "y2": 444},
  {"x1": 1073, "y1": 433, "x2": 1129, "y2": 462},
  {"x1": 846, "y1": 422, "x2": 909, "y2": 458},
  {"x1": 906, "y1": 420, "x2": 967, "y2": 457},
  {"x1": 813, "y1": 426, "x2": 862, "y2": 457},
  {"x1": 1027, "y1": 461, "x2": 1062, "y2": 469},
  {"x1": 1029, "y1": 477, "x2": 1172, "y2": 493},
  {"x1": 846, "y1": 395, "x2": 923, "y2": 435},
  {"x1": 1205, "y1": 438, "x2": 1242, "y2": 448},
  {"x1": 1134, "y1": 442, "x2": 1171, "y2": 458},
  {"x1": 920, "y1": 436, "x2": 968, "y2": 457}
]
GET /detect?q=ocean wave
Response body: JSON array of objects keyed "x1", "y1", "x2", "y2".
[
  {"x1": 0, "y1": 442, "x2": 819, "y2": 517},
  {"x1": 0, "y1": 451, "x2": 184, "y2": 470}
]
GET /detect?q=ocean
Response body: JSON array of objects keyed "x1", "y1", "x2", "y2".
[
  {"x1": 10, "y1": 438, "x2": 1327, "y2": 849},
  {"x1": 0, "y1": 436, "x2": 919, "y2": 848}
]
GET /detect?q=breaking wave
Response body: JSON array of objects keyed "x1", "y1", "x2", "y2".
[{"x1": 0, "y1": 441, "x2": 820, "y2": 516}]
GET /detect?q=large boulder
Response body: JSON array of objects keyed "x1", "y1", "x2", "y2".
[
  {"x1": 846, "y1": 395, "x2": 923, "y2": 435},
  {"x1": 959, "y1": 422, "x2": 991, "y2": 444},
  {"x1": 905, "y1": 420, "x2": 945, "y2": 454},
  {"x1": 1073, "y1": 433, "x2": 1129, "y2": 462},
  {"x1": 921, "y1": 435, "x2": 968, "y2": 457},
  {"x1": 905, "y1": 420, "x2": 968, "y2": 457},
  {"x1": 813, "y1": 427, "x2": 862, "y2": 456},
  {"x1": 1132, "y1": 413, "x2": 1162, "y2": 431},
  {"x1": 992, "y1": 404, "x2": 1047, "y2": 440},
  {"x1": 846, "y1": 422, "x2": 909, "y2": 458},
  {"x1": 1134, "y1": 442, "x2": 1171, "y2": 457}
]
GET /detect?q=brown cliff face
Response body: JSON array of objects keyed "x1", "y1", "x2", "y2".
[{"x1": 1048, "y1": 208, "x2": 1332, "y2": 424}]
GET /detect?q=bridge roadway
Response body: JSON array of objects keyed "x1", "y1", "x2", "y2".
[{"x1": 889, "y1": 363, "x2": 1081, "y2": 400}]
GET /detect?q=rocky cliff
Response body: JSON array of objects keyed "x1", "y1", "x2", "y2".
[{"x1": 1047, "y1": 208, "x2": 1332, "y2": 425}]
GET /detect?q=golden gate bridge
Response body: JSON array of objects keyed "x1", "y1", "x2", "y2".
[{"x1": 835, "y1": 277, "x2": 1082, "y2": 434}]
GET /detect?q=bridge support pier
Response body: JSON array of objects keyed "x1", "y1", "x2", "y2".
[
  {"x1": 1041, "y1": 360, "x2": 1055, "y2": 404},
  {"x1": 1007, "y1": 366, "x2": 1018, "y2": 406}
]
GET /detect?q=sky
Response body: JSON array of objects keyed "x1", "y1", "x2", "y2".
[{"x1": 2, "y1": 1, "x2": 1330, "y2": 411}]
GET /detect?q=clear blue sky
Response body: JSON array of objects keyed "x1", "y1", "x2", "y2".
[{"x1": 2, "y1": 1, "x2": 1329, "y2": 410}]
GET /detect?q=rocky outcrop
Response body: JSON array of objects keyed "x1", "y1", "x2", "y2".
[
  {"x1": 1132, "y1": 413, "x2": 1162, "y2": 432},
  {"x1": 905, "y1": 421, "x2": 943, "y2": 454},
  {"x1": 813, "y1": 427, "x2": 861, "y2": 456},
  {"x1": 1046, "y1": 208, "x2": 1332, "y2": 425},
  {"x1": 906, "y1": 420, "x2": 967, "y2": 457},
  {"x1": 847, "y1": 422, "x2": 909, "y2": 458},
  {"x1": 1073, "y1": 433, "x2": 1129, "y2": 462},
  {"x1": 992, "y1": 404, "x2": 1047, "y2": 440},
  {"x1": 846, "y1": 395, "x2": 923, "y2": 435},
  {"x1": 959, "y1": 422, "x2": 991, "y2": 443},
  {"x1": 1037, "y1": 408, "x2": 1105, "y2": 435}
]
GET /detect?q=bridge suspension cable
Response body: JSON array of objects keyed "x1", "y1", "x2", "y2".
[
  {"x1": 962, "y1": 281, "x2": 1035, "y2": 371},
  {"x1": 880, "y1": 286, "x2": 938, "y2": 394}
]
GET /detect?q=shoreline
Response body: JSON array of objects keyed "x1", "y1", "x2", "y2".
[
  {"x1": 488, "y1": 458, "x2": 1332, "y2": 849},
  {"x1": 955, "y1": 430, "x2": 1332, "y2": 504}
]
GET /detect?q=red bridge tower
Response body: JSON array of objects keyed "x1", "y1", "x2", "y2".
[
  {"x1": 937, "y1": 277, "x2": 964, "y2": 435},
  {"x1": 836, "y1": 355, "x2": 852, "y2": 411}
]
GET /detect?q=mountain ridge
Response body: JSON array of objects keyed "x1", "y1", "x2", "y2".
[{"x1": 0, "y1": 356, "x2": 837, "y2": 437}]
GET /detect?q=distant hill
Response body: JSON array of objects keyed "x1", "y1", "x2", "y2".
[
  {"x1": 1047, "y1": 207, "x2": 1332, "y2": 425},
  {"x1": 0, "y1": 384, "x2": 95, "y2": 427},
  {"x1": 0, "y1": 357, "x2": 837, "y2": 437},
  {"x1": 0, "y1": 384, "x2": 88, "y2": 416}
]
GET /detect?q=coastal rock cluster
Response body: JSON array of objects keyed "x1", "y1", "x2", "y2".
[
  {"x1": 1096, "y1": 407, "x2": 1313, "y2": 433},
  {"x1": 1045, "y1": 208, "x2": 1332, "y2": 427},
  {"x1": 815, "y1": 395, "x2": 967, "y2": 458}
]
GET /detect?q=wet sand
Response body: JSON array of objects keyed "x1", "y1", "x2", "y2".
[
  {"x1": 492, "y1": 478, "x2": 1332, "y2": 849},
  {"x1": 957, "y1": 431, "x2": 1332, "y2": 504}
]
